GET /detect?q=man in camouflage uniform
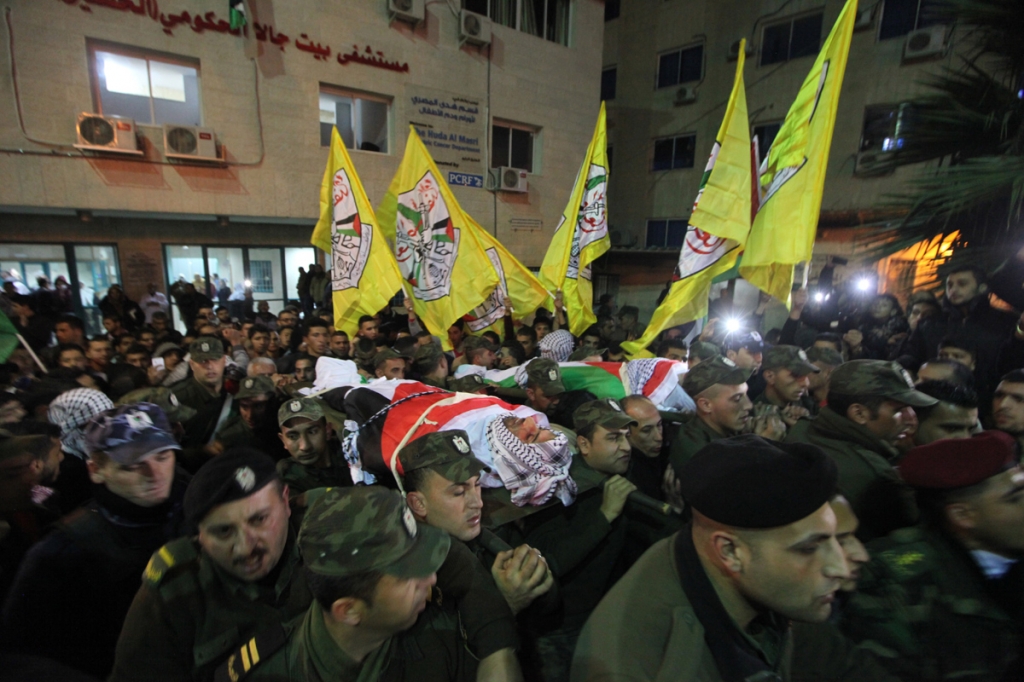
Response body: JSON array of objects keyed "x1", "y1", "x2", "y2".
[
  {"x1": 841, "y1": 430, "x2": 1024, "y2": 680},
  {"x1": 219, "y1": 486, "x2": 476, "y2": 682},
  {"x1": 754, "y1": 345, "x2": 819, "y2": 425},
  {"x1": 411, "y1": 342, "x2": 449, "y2": 389},
  {"x1": 374, "y1": 348, "x2": 408, "y2": 380},
  {"x1": 213, "y1": 375, "x2": 278, "y2": 451},
  {"x1": 276, "y1": 397, "x2": 352, "y2": 495},
  {"x1": 786, "y1": 360, "x2": 936, "y2": 541},
  {"x1": 523, "y1": 358, "x2": 566, "y2": 420},
  {"x1": 171, "y1": 337, "x2": 228, "y2": 412},
  {"x1": 687, "y1": 340, "x2": 720, "y2": 368}
]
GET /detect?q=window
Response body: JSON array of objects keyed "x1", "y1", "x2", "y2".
[
  {"x1": 601, "y1": 67, "x2": 617, "y2": 101},
  {"x1": 462, "y1": 0, "x2": 571, "y2": 46},
  {"x1": 605, "y1": 0, "x2": 620, "y2": 21},
  {"x1": 249, "y1": 260, "x2": 274, "y2": 293},
  {"x1": 760, "y1": 12, "x2": 823, "y2": 66},
  {"x1": 646, "y1": 220, "x2": 688, "y2": 249},
  {"x1": 652, "y1": 134, "x2": 696, "y2": 171},
  {"x1": 879, "y1": 0, "x2": 943, "y2": 40},
  {"x1": 319, "y1": 87, "x2": 390, "y2": 153},
  {"x1": 753, "y1": 123, "x2": 781, "y2": 156},
  {"x1": 860, "y1": 103, "x2": 915, "y2": 152},
  {"x1": 492, "y1": 122, "x2": 536, "y2": 172},
  {"x1": 657, "y1": 44, "x2": 703, "y2": 89},
  {"x1": 89, "y1": 43, "x2": 201, "y2": 126}
]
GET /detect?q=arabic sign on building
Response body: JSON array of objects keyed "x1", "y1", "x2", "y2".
[{"x1": 407, "y1": 87, "x2": 486, "y2": 188}]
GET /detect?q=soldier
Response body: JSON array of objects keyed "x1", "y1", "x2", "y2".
[
  {"x1": 804, "y1": 345, "x2": 844, "y2": 416},
  {"x1": 276, "y1": 397, "x2": 352, "y2": 494},
  {"x1": 523, "y1": 358, "x2": 566, "y2": 419},
  {"x1": 222, "y1": 486, "x2": 476, "y2": 682},
  {"x1": 621, "y1": 395, "x2": 668, "y2": 501},
  {"x1": 463, "y1": 336, "x2": 499, "y2": 371},
  {"x1": 412, "y1": 341, "x2": 449, "y2": 389},
  {"x1": 451, "y1": 374, "x2": 490, "y2": 394},
  {"x1": 722, "y1": 330, "x2": 764, "y2": 372},
  {"x1": 786, "y1": 359, "x2": 936, "y2": 541},
  {"x1": 992, "y1": 369, "x2": 1024, "y2": 453},
  {"x1": 912, "y1": 380, "x2": 979, "y2": 445},
  {"x1": 841, "y1": 430, "x2": 1024, "y2": 680},
  {"x1": 754, "y1": 345, "x2": 819, "y2": 425},
  {"x1": 686, "y1": 340, "x2": 720, "y2": 368},
  {"x1": 171, "y1": 336, "x2": 228, "y2": 412},
  {"x1": 572, "y1": 435, "x2": 851, "y2": 682},
  {"x1": 212, "y1": 375, "x2": 278, "y2": 452},
  {"x1": 374, "y1": 348, "x2": 408, "y2": 380},
  {"x1": 117, "y1": 386, "x2": 197, "y2": 442},
  {"x1": 1, "y1": 403, "x2": 188, "y2": 678}
]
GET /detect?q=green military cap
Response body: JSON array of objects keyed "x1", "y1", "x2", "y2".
[
  {"x1": 682, "y1": 355, "x2": 752, "y2": 396},
  {"x1": 762, "y1": 345, "x2": 820, "y2": 375},
  {"x1": 573, "y1": 398, "x2": 637, "y2": 434},
  {"x1": 569, "y1": 345, "x2": 605, "y2": 362},
  {"x1": 189, "y1": 336, "x2": 225, "y2": 362},
  {"x1": 829, "y1": 360, "x2": 938, "y2": 407},
  {"x1": 525, "y1": 358, "x2": 565, "y2": 396},
  {"x1": 353, "y1": 337, "x2": 377, "y2": 363},
  {"x1": 116, "y1": 387, "x2": 197, "y2": 423},
  {"x1": 299, "y1": 486, "x2": 450, "y2": 579},
  {"x1": 805, "y1": 346, "x2": 844, "y2": 367},
  {"x1": 463, "y1": 336, "x2": 498, "y2": 353},
  {"x1": 412, "y1": 342, "x2": 444, "y2": 374},
  {"x1": 236, "y1": 375, "x2": 276, "y2": 401},
  {"x1": 398, "y1": 430, "x2": 488, "y2": 484},
  {"x1": 688, "y1": 340, "x2": 721, "y2": 363},
  {"x1": 278, "y1": 396, "x2": 325, "y2": 426},
  {"x1": 451, "y1": 374, "x2": 490, "y2": 393},
  {"x1": 374, "y1": 348, "x2": 408, "y2": 369}
]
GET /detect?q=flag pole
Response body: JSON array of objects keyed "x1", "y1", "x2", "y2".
[{"x1": 16, "y1": 333, "x2": 47, "y2": 374}]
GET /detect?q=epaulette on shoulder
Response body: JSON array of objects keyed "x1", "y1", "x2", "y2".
[
  {"x1": 214, "y1": 624, "x2": 288, "y2": 682},
  {"x1": 872, "y1": 530, "x2": 934, "y2": 582},
  {"x1": 143, "y1": 537, "x2": 199, "y2": 587}
]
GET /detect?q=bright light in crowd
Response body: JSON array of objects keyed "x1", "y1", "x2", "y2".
[
  {"x1": 724, "y1": 318, "x2": 742, "y2": 333},
  {"x1": 856, "y1": 278, "x2": 873, "y2": 292},
  {"x1": 244, "y1": 279, "x2": 252, "y2": 288},
  {"x1": 814, "y1": 292, "x2": 825, "y2": 302}
]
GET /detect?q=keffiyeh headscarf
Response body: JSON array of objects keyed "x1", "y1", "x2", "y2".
[
  {"x1": 539, "y1": 329, "x2": 574, "y2": 363},
  {"x1": 486, "y1": 414, "x2": 576, "y2": 507},
  {"x1": 48, "y1": 388, "x2": 115, "y2": 458}
]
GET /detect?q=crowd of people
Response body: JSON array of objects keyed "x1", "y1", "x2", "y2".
[{"x1": 0, "y1": 255, "x2": 1023, "y2": 682}]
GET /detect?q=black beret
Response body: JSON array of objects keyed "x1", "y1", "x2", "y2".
[
  {"x1": 679, "y1": 434, "x2": 837, "y2": 528},
  {"x1": 184, "y1": 448, "x2": 279, "y2": 528}
]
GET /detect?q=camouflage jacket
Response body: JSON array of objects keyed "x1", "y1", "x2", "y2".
[
  {"x1": 275, "y1": 444, "x2": 353, "y2": 495},
  {"x1": 840, "y1": 526, "x2": 1022, "y2": 681}
]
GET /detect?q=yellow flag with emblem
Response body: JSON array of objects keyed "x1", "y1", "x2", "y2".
[
  {"x1": 377, "y1": 127, "x2": 499, "y2": 350},
  {"x1": 310, "y1": 126, "x2": 403, "y2": 336},
  {"x1": 622, "y1": 42, "x2": 753, "y2": 358},
  {"x1": 539, "y1": 103, "x2": 609, "y2": 336},
  {"x1": 740, "y1": 0, "x2": 857, "y2": 305}
]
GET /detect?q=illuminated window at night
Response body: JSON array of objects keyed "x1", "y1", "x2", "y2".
[
  {"x1": 89, "y1": 43, "x2": 201, "y2": 126},
  {"x1": 319, "y1": 87, "x2": 390, "y2": 153}
]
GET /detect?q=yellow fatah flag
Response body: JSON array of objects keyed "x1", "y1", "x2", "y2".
[
  {"x1": 622, "y1": 43, "x2": 752, "y2": 357},
  {"x1": 377, "y1": 127, "x2": 499, "y2": 350},
  {"x1": 311, "y1": 126, "x2": 403, "y2": 336},
  {"x1": 740, "y1": 0, "x2": 857, "y2": 305},
  {"x1": 539, "y1": 103, "x2": 609, "y2": 336}
]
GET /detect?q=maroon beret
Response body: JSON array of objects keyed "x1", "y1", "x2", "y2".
[{"x1": 898, "y1": 430, "x2": 1018, "y2": 490}]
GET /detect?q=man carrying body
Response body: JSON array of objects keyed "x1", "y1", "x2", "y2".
[
  {"x1": 171, "y1": 337, "x2": 228, "y2": 412},
  {"x1": 212, "y1": 376, "x2": 278, "y2": 452},
  {"x1": 463, "y1": 336, "x2": 499, "y2": 371},
  {"x1": 276, "y1": 397, "x2": 352, "y2": 494},
  {"x1": 374, "y1": 349, "x2": 407, "y2": 380},
  {"x1": 412, "y1": 342, "x2": 449, "y2": 389},
  {"x1": 912, "y1": 380, "x2": 979, "y2": 445},
  {"x1": 330, "y1": 330, "x2": 351, "y2": 359},
  {"x1": 754, "y1": 345, "x2": 819, "y2": 426},
  {"x1": 992, "y1": 369, "x2": 1024, "y2": 453},
  {"x1": 523, "y1": 359, "x2": 566, "y2": 421},
  {"x1": 656, "y1": 338, "x2": 687, "y2": 362}
]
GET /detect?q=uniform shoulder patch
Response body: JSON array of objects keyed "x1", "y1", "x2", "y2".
[
  {"x1": 873, "y1": 533, "x2": 934, "y2": 582},
  {"x1": 143, "y1": 537, "x2": 199, "y2": 587},
  {"x1": 214, "y1": 623, "x2": 288, "y2": 682}
]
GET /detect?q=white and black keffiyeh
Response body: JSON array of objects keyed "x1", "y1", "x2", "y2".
[
  {"x1": 486, "y1": 414, "x2": 576, "y2": 507},
  {"x1": 47, "y1": 388, "x2": 114, "y2": 458},
  {"x1": 626, "y1": 358, "x2": 658, "y2": 395},
  {"x1": 539, "y1": 329, "x2": 574, "y2": 363}
]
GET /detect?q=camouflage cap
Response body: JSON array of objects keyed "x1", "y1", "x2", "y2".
[
  {"x1": 682, "y1": 355, "x2": 752, "y2": 396},
  {"x1": 374, "y1": 348, "x2": 408, "y2": 369},
  {"x1": 278, "y1": 396, "x2": 325, "y2": 427},
  {"x1": 353, "y1": 337, "x2": 378, "y2": 364},
  {"x1": 463, "y1": 336, "x2": 498, "y2": 354},
  {"x1": 829, "y1": 360, "x2": 938, "y2": 407},
  {"x1": 83, "y1": 403, "x2": 180, "y2": 465},
  {"x1": 569, "y1": 345, "x2": 606, "y2": 362},
  {"x1": 236, "y1": 375, "x2": 276, "y2": 401},
  {"x1": 189, "y1": 336, "x2": 225, "y2": 362},
  {"x1": 398, "y1": 430, "x2": 488, "y2": 484},
  {"x1": 299, "y1": 486, "x2": 450, "y2": 579},
  {"x1": 805, "y1": 346, "x2": 844, "y2": 367},
  {"x1": 762, "y1": 345, "x2": 820, "y2": 375},
  {"x1": 573, "y1": 398, "x2": 637, "y2": 434},
  {"x1": 116, "y1": 387, "x2": 196, "y2": 423},
  {"x1": 451, "y1": 374, "x2": 490, "y2": 394},
  {"x1": 412, "y1": 342, "x2": 445, "y2": 374},
  {"x1": 688, "y1": 340, "x2": 721, "y2": 362},
  {"x1": 525, "y1": 358, "x2": 565, "y2": 396}
]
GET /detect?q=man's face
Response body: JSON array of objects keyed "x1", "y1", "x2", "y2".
[
  {"x1": 190, "y1": 355, "x2": 226, "y2": 390},
  {"x1": 125, "y1": 351, "x2": 150, "y2": 369},
  {"x1": 526, "y1": 386, "x2": 561, "y2": 414},
  {"x1": 475, "y1": 349, "x2": 496, "y2": 369},
  {"x1": 197, "y1": 308, "x2": 214, "y2": 325},
  {"x1": 360, "y1": 321, "x2": 379, "y2": 340},
  {"x1": 331, "y1": 334, "x2": 351, "y2": 358},
  {"x1": 579, "y1": 424, "x2": 632, "y2": 475},
  {"x1": 54, "y1": 322, "x2": 82, "y2": 345},
  {"x1": 830, "y1": 496, "x2": 868, "y2": 593},
  {"x1": 727, "y1": 347, "x2": 763, "y2": 371},
  {"x1": 994, "y1": 382, "x2": 1024, "y2": 434},
  {"x1": 361, "y1": 572, "x2": 437, "y2": 635},
  {"x1": 257, "y1": 301, "x2": 269, "y2": 313},
  {"x1": 862, "y1": 400, "x2": 915, "y2": 446},
  {"x1": 163, "y1": 352, "x2": 182, "y2": 372},
  {"x1": 599, "y1": 319, "x2": 617, "y2": 339},
  {"x1": 662, "y1": 346, "x2": 687, "y2": 362},
  {"x1": 152, "y1": 316, "x2": 168, "y2": 332},
  {"x1": 216, "y1": 309, "x2": 231, "y2": 323},
  {"x1": 0, "y1": 446, "x2": 61, "y2": 511},
  {"x1": 138, "y1": 332, "x2": 156, "y2": 352},
  {"x1": 410, "y1": 470, "x2": 484, "y2": 542},
  {"x1": 734, "y1": 503, "x2": 849, "y2": 623},
  {"x1": 239, "y1": 396, "x2": 271, "y2": 430},
  {"x1": 88, "y1": 450, "x2": 175, "y2": 508},
  {"x1": 807, "y1": 364, "x2": 833, "y2": 392},
  {"x1": 250, "y1": 331, "x2": 270, "y2": 355},
  {"x1": 294, "y1": 359, "x2": 315, "y2": 383},
  {"x1": 908, "y1": 302, "x2": 937, "y2": 330},
  {"x1": 503, "y1": 416, "x2": 557, "y2": 444},
  {"x1": 198, "y1": 483, "x2": 291, "y2": 582},
  {"x1": 581, "y1": 333, "x2": 602, "y2": 349},
  {"x1": 376, "y1": 359, "x2": 406, "y2": 380},
  {"x1": 533, "y1": 322, "x2": 550, "y2": 340},
  {"x1": 279, "y1": 417, "x2": 329, "y2": 465},
  {"x1": 625, "y1": 400, "x2": 663, "y2": 458},
  {"x1": 447, "y1": 325, "x2": 464, "y2": 348},
  {"x1": 766, "y1": 368, "x2": 811, "y2": 403},
  {"x1": 305, "y1": 327, "x2": 330, "y2": 357},
  {"x1": 59, "y1": 348, "x2": 88, "y2": 371},
  {"x1": 517, "y1": 334, "x2": 536, "y2": 356},
  {"x1": 103, "y1": 317, "x2": 120, "y2": 334},
  {"x1": 116, "y1": 336, "x2": 136, "y2": 355},
  {"x1": 87, "y1": 340, "x2": 112, "y2": 369},
  {"x1": 937, "y1": 346, "x2": 975, "y2": 370},
  {"x1": 620, "y1": 314, "x2": 637, "y2": 330},
  {"x1": 946, "y1": 271, "x2": 983, "y2": 307},
  {"x1": 961, "y1": 467, "x2": 1024, "y2": 557},
  {"x1": 699, "y1": 383, "x2": 753, "y2": 434},
  {"x1": 914, "y1": 402, "x2": 978, "y2": 445},
  {"x1": 277, "y1": 312, "x2": 297, "y2": 328}
]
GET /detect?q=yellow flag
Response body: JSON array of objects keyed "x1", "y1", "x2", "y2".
[
  {"x1": 623, "y1": 43, "x2": 752, "y2": 357},
  {"x1": 740, "y1": 0, "x2": 857, "y2": 305},
  {"x1": 311, "y1": 127, "x2": 403, "y2": 336},
  {"x1": 539, "y1": 103, "x2": 609, "y2": 336},
  {"x1": 377, "y1": 127, "x2": 499, "y2": 350},
  {"x1": 462, "y1": 218, "x2": 554, "y2": 336}
]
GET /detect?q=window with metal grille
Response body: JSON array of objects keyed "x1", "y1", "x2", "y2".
[
  {"x1": 249, "y1": 260, "x2": 274, "y2": 293},
  {"x1": 462, "y1": 0, "x2": 571, "y2": 46}
]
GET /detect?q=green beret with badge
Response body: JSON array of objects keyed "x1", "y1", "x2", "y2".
[
  {"x1": 829, "y1": 360, "x2": 938, "y2": 407},
  {"x1": 525, "y1": 358, "x2": 565, "y2": 395},
  {"x1": 682, "y1": 355, "x2": 752, "y2": 396},
  {"x1": 236, "y1": 375, "x2": 276, "y2": 401},
  {"x1": 573, "y1": 398, "x2": 637, "y2": 435},
  {"x1": 189, "y1": 336, "x2": 225, "y2": 362},
  {"x1": 398, "y1": 430, "x2": 488, "y2": 485},
  {"x1": 277, "y1": 396, "x2": 325, "y2": 427},
  {"x1": 762, "y1": 345, "x2": 820, "y2": 375}
]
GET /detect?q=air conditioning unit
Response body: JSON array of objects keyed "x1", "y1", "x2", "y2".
[
  {"x1": 388, "y1": 0, "x2": 424, "y2": 25},
  {"x1": 727, "y1": 39, "x2": 754, "y2": 61},
  {"x1": 490, "y1": 167, "x2": 528, "y2": 193},
  {"x1": 163, "y1": 124, "x2": 219, "y2": 161},
  {"x1": 460, "y1": 10, "x2": 492, "y2": 47},
  {"x1": 675, "y1": 85, "x2": 698, "y2": 105},
  {"x1": 74, "y1": 113, "x2": 142, "y2": 155},
  {"x1": 854, "y1": 6, "x2": 874, "y2": 31},
  {"x1": 903, "y1": 25, "x2": 946, "y2": 62},
  {"x1": 854, "y1": 150, "x2": 894, "y2": 177}
]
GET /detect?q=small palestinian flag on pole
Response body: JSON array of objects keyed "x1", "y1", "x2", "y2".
[{"x1": 229, "y1": 0, "x2": 246, "y2": 30}]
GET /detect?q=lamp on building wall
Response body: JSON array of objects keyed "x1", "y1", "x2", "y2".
[{"x1": 76, "y1": 210, "x2": 93, "y2": 223}]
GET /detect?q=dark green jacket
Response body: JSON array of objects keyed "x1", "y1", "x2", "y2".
[
  {"x1": 275, "y1": 445, "x2": 353, "y2": 495},
  {"x1": 785, "y1": 408, "x2": 918, "y2": 541},
  {"x1": 171, "y1": 377, "x2": 224, "y2": 412},
  {"x1": 669, "y1": 416, "x2": 729, "y2": 476},
  {"x1": 840, "y1": 526, "x2": 1022, "y2": 681}
]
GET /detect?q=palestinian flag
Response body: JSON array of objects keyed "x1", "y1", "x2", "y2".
[{"x1": 229, "y1": 0, "x2": 246, "y2": 30}]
